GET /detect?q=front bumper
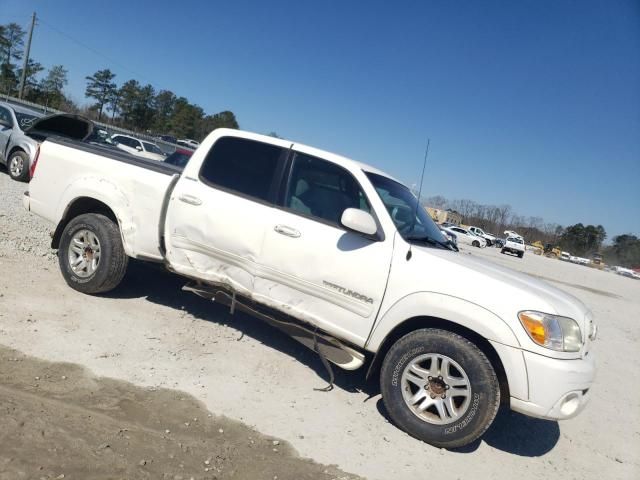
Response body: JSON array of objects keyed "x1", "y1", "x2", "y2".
[{"x1": 511, "y1": 349, "x2": 596, "y2": 420}]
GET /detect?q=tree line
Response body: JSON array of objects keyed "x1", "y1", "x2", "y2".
[
  {"x1": 424, "y1": 195, "x2": 639, "y2": 267},
  {"x1": 83, "y1": 69, "x2": 238, "y2": 140},
  {"x1": 0, "y1": 22, "x2": 238, "y2": 141}
]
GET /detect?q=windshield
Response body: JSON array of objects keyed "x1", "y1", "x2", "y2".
[
  {"x1": 508, "y1": 237, "x2": 523, "y2": 244},
  {"x1": 142, "y1": 141, "x2": 164, "y2": 154},
  {"x1": 366, "y1": 172, "x2": 450, "y2": 246},
  {"x1": 15, "y1": 112, "x2": 39, "y2": 129}
]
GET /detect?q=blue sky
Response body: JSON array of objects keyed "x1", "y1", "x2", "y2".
[{"x1": 3, "y1": 0, "x2": 639, "y2": 238}]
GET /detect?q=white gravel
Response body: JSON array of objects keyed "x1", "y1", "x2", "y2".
[{"x1": 0, "y1": 168, "x2": 639, "y2": 479}]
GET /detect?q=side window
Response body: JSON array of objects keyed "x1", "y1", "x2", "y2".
[
  {"x1": 0, "y1": 107, "x2": 13, "y2": 126},
  {"x1": 199, "y1": 136, "x2": 284, "y2": 203},
  {"x1": 113, "y1": 136, "x2": 125, "y2": 145},
  {"x1": 285, "y1": 152, "x2": 371, "y2": 227}
]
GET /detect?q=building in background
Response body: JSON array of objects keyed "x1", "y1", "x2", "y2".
[{"x1": 425, "y1": 206, "x2": 462, "y2": 225}]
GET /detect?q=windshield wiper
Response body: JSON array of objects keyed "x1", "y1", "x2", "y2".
[{"x1": 406, "y1": 235, "x2": 458, "y2": 252}]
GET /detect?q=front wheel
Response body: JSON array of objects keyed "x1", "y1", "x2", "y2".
[
  {"x1": 7, "y1": 150, "x2": 30, "y2": 182},
  {"x1": 58, "y1": 213, "x2": 129, "y2": 294},
  {"x1": 472, "y1": 240, "x2": 480, "y2": 247},
  {"x1": 380, "y1": 329, "x2": 500, "y2": 448}
]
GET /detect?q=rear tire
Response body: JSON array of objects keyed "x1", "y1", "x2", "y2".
[
  {"x1": 58, "y1": 213, "x2": 128, "y2": 294},
  {"x1": 7, "y1": 150, "x2": 30, "y2": 182},
  {"x1": 518, "y1": 252, "x2": 524, "y2": 258},
  {"x1": 500, "y1": 249, "x2": 505, "y2": 254},
  {"x1": 380, "y1": 328, "x2": 500, "y2": 448},
  {"x1": 472, "y1": 240, "x2": 480, "y2": 247}
]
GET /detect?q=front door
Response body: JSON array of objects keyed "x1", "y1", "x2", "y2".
[
  {"x1": 164, "y1": 135, "x2": 287, "y2": 296},
  {"x1": 0, "y1": 106, "x2": 14, "y2": 161},
  {"x1": 255, "y1": 150, "x2": 394, "y2": 346}
]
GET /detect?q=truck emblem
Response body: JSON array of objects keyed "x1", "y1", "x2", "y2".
[{"x1": 323, "y1": 280, "x2": 374, "y2": 304}]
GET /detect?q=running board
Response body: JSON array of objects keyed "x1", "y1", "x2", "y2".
[{"x1": 182, "y1": 282, "x2": 365, "y2": 371}]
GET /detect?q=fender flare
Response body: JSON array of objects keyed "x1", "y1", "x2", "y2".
[
  {"x1": 365, "y1": 291, "x2": 528, "y2": 401},
  {"x1": 53, "y1": 177, "x2": 134, "y2": 256}
]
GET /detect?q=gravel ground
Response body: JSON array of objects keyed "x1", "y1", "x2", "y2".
[{"x1": 1, "y1": 169, "x2": 639, "y2": 479}]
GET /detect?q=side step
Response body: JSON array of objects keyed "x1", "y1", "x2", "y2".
[{"x1": 182, "y1": 282, "x2": 365, "y2": 371}]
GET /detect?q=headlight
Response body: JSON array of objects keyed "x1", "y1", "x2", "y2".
[{"x1": 518, "y1": 311, "x2": 582, "y2": 352}]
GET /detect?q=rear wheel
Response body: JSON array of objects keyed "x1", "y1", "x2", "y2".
[
  {"x1": 518, "y1": 252, "x2": 524, "y2": 258},
  {"x1": 7, "y1": 150, "x2": 30, "y2": 182},
  {"x1": 472, "y1": 240, "x2": 480, "y2": 247},
  {"x1": 500, "y1": 249, "x2": 505, "y2": 254},
  {"x1": 380, "y1": 328, "x2": 500, "y2": 448},
  {"x1": 58, "y1": 213, "x2": 128, "y2": 294}
]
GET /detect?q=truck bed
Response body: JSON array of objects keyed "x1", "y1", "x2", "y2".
[
  {"x1": 42, "y1": 136, "x2": 182, "y2": 176},
  {"x1": 27, "y1": 136, "x2": 181, "y2": 261}
]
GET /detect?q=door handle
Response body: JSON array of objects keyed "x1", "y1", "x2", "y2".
[
  {"x1": 178, "y1": 194, "x2": 202, "y2": 206},
  {"x1": 274, "y1": 225, "x2": 301, "y2": 238}
]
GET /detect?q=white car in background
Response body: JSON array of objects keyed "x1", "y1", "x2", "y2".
[
  {"x1": 177, "y1": 138, "x2": 199, "y2": 148},
  {"x1": 443, "y1": 226, "x2": 486, "y2": 247},
  {"x1": 111, "y1": 134, "x2": 166, "y2": 161},
  {"x1": 501, "y1": 236, "x2": 525, "y2": 258},
  {"x1": 467, "y1": 226, "x2": 496, "y2": 246}
]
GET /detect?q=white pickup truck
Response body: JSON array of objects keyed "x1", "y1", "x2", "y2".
[{"x1": 24, "y1": 126, "x2": 597, "y2": 448}]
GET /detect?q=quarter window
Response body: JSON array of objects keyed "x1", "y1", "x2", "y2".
[
  {"x1": 285, "y1": 153, "x2": 370, "y2": 227},
  {"x1": 199, "y1": 136, "x2": 285, "y2": 203},
  {"x1": 0, "y1": 107, "x2": 13, "y2": 127}
]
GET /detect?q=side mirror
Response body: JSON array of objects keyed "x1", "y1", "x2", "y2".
[
  {"x1": 135, "y1": 145, "x2": 142, "y2": 151},
  {"x1": 341, "y1": 208, "x2": 377, "y2": 236}
]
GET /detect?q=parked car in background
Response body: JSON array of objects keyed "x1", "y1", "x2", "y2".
[
  {"x1": 467, "y1": 226, "x2": 496, "y2": 246},
  {"x1": 111, "y1": 134, "x2": 166, "y2": 161},
  {"x1": 560, "y1": 251, "x2": 571, "y2": 261},
  {"x1": 177, "y1": 138, "x2": 199, "y2": 148},
  {"x1": 501, "y1": 236, "x2": 525, "y2": 258},
  {"x1": 164, "y1": 147, "x2": 194, "y2": 169},
  {"x1": 443, "y1": 226, "x2": 486, "y2": 247},
  {"x1": 0, "y1": 102, "x2": 44, "y2": 181}
]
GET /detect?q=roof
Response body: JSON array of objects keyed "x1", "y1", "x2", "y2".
[{"x1": 213, "y1": 128, "x2": 401, "y2": 184}]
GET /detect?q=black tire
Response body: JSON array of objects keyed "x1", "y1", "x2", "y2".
[
  {"x1": 7, "y1": 150, "x2": 30, "y2": 182},
  {"x1": 58, "y1": 213, "x2": 128, "y2": 294},
  {"x1": 472, "y1": 240, "x2": 480, "y2": 247},
  {"x1": 518, "y1": 252, "x2": 524, "y2": 258},
  {"x1": 380, "y1": 329, "x2": 500, "y2": 448},
  {"x1": 500, "y1": 249, "x2": 505, "y2": 254}
]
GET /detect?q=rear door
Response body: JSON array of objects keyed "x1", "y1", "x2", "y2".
[
  {"x1": 164, "y1": 135, "x2": 288, "y2": 296},
  {"x1": 255, "y1": 150, "x2": 394, "y2": 346}
]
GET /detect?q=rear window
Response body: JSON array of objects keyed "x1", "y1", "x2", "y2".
[{"x1": 199, "y1": 136, "x2": 285, "y2": 203}]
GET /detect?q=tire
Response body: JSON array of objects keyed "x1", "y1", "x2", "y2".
[
  {"x1": 380, "y1": 328, "x2": 500, "y2": 448},
  {"x1": 518, "y1": 252, "x2": 524, "y2": 258},
  {"x1": 500, "y1": 249, "x2": 505, "y2": 254},
  {"x1": 58, "y1": 213, "x2": 128, "y2": 294},
  {"x1": 472, "y1": 240, "x2": 480, "y2": 248},
  {"x1": 7, "y1": 150, "x2": 30, "y2": 182}
]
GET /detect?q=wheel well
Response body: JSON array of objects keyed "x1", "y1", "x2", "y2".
[
  {"x1": 8, "y1": 146, "x2": 26, "y2": 158},
  {"x1": 51, "y1": 197, "x2": 118, "y2": 249},
  {"x1": 366, "y1": 316, "x2": 510, "y2": 404}
]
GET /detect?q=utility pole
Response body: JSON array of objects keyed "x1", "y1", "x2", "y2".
[{"x1": 18, "y1": 12, "x2": 36, "y2": 99}]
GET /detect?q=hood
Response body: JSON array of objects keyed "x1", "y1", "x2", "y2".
[
  {"x1": 412, "y1": 247, "x2": 590, "y2": 335},
  {"x1": 25, "y1": 113, "x2": 95, "y2": 141}
]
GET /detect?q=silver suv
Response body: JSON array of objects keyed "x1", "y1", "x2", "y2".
[{"x1": 0, "y1": 102, "x2": 43, "y2": 181}]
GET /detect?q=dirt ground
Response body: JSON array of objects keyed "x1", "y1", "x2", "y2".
[
  {"x1": 0, "y1": 345, "x2": 359, "y2": 480},
  {"x1": 1, "y1": 172, "x2": 639, "y2": 479}
]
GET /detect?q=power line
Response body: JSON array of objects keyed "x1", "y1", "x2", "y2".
[{"x1": 36, "y1": 16, "x2": 167, "y2": 91}]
